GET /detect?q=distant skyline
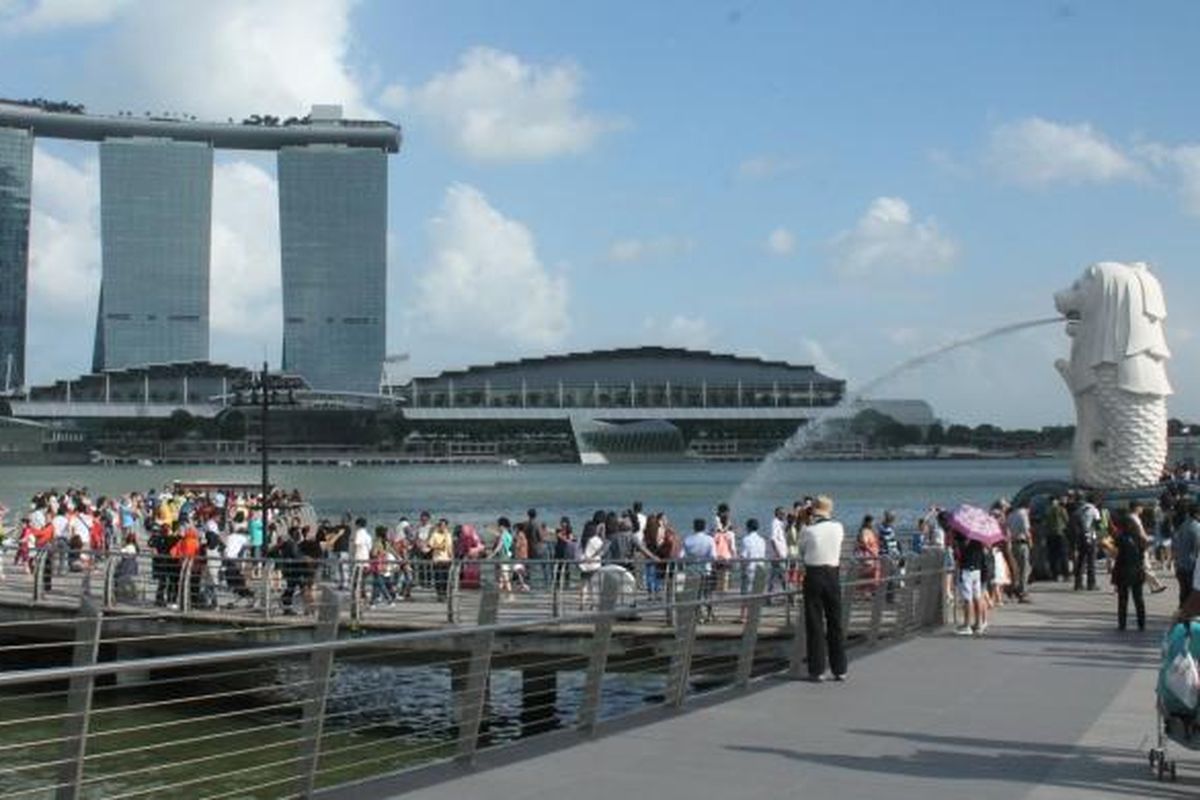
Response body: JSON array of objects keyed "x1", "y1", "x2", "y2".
[{"x1": 1, "y1": 0, "x2": 1197, "y2": 427}]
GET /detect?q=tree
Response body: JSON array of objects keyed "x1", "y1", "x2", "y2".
[
  {"x1": 945, "y1": 424, "x2": 973, "y2": 445},
  {"x1": 925, "y1": 422, "x2": 946, "y2": 445},
  {"x1": 160, "y1": 409, "x2": 194, "y2": 441}
]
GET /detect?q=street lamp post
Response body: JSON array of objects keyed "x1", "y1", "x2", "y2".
[{"x1": 260, "y1": 361, "x2": 270, "y2": 520}]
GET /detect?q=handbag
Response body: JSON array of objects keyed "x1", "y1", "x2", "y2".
[{"x1": 1165, "y1": 627, "x2": 1200, "y2": 712}]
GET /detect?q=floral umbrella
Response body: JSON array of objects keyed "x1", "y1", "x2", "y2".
[{"x1": 946, "y1": 503, "x2": 1006, "y2": 547}]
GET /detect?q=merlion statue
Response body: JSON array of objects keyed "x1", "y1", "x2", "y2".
[{"x1": 1054, "y1": 261, "x2": 1171, "y2": 489}]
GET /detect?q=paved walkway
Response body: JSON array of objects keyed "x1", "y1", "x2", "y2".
[{"x1": 400, "y1": 580, "x2": 1189, "y2": 800}]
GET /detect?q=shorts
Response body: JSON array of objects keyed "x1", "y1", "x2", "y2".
[{"x1": 958, "y1": 569, "x2": 983, "y2": 602}]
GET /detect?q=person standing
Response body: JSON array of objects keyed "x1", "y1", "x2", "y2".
[
  {"x1": 1112, "y1": 511, "x2": 1147, "y2": 631},
  {"x1": 428, "y1": 518, "x2": 454, "y2": 601},
  {"x1": 682, "y1": 518, "x2": 716, "y2": 623},
  {"x1": 954, "y1": 530, "x2": 988, "y2": 636},
  {"x1": 768, "y1": 507, "x2": 790, "y2": 601},
  {"x1": 1044, "y1": 497, "x2": 1070, "y2": 581},
  {"x1": 878, "y1": 511, "x2": 902, "y2": 604},
  {"x1": 1174, "y1": 502, "x2": 1200, "y2": 605},
  {"x1": 351, "y1": 517, "x2": 372, "y2": 601},
  {"x1": 855, "y1": 514, "x2": 882, "y2": 596},
  {"x1": 1073, "y1": 495, "x2": 1100, "y2": 591},
  {"x1": 1007, "y1": 501, "x2": 1034, "y2": 602},
  {"x1": 1128, "y1": 501, "x2": 1168, "y2": 595},
  {"x1": 799, "y1": 495, "x2": 847, "y2": 682}
]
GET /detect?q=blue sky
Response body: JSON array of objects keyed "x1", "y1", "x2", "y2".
[{"x1": 1, "y1": 0, "x2": 1196, "y2": 427}]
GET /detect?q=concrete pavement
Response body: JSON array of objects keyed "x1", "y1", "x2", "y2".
[{"x1": 395, "y1": 579, "x2": 1188, "y2": 800}]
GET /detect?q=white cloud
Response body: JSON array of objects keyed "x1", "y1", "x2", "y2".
[
  {"x1": 829, "y1": 197, "x2": 958, "y2": 278},
  {"x1": 208, "y1": 158, "x2": 281, "y2": 364},
  {"x1": 736, "y1": 155, "x2": 803, "y2": 181},
  {"x1": 765, "y1": 226, "x2": 795, "y2": 256},
  {"x1": 0, "y1": 0, "x2": 130, "y2": 32},
  {"x1": 416, "y1": 183, "x2": 568, "y2": 348},
  {"x1": 25, "y1": 146, "x2": 101, "y2": 382},
  {"x1": 1138, "y1": 143, "x2": 1200, "y2": 217},
  {"x1": 607, "y1": 235, "x2": 694, "y2": 263},
  {"x1": 986, "y1": 117, "x2": 1142, "y2": 186},
  {"x1": 382, "y1": 46, "x2": 622, "y2": 161},
  {"x1": 799, "y1": 337, "x2": 846, "y2": 380},
  {"x1": 34, "y1": 0, "x2": 375, "y2": 119},
  {"x1": 642, "y1": 315, "x2": 715, "y2": 350},
  {"x1": 926, "y1": 148, "x2": 971, "y2": 178},
  {"x1": 886, "y1": 327, "x2": 920, "y2": 346}
]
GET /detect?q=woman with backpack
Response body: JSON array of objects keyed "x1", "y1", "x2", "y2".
[{"x1": 1112, "y1": 509, "x2": 1148, "y2": 632}]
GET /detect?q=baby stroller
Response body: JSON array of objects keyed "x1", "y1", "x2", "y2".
[{"x1": 1151, "y1": 621, "x2": 1200, "y2": 781}]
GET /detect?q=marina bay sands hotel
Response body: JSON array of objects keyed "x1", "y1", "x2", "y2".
[{"x1": 0, "y1": 100, "x2": 401, "y2": 394}]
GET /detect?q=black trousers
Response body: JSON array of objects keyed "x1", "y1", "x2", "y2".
[
  {"x1": 1116, "y1": 580, "x2": 1145, "y2": 630},
  {"x1": 1074, "y1": 542, "x2": 1096, "y2": 590},
  {"x1": 803, "y1": 565, "x2": 847, "y2": 678},
  {"x1": 1047, "y1": 534, "x2": 1069, "y2": 580},
  {"x1": 1178, "y1": 570, "x2": 1192, "y2": 607}
]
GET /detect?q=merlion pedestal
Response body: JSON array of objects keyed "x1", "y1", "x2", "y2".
[{"x1": 1054, "y1": 261, "x2": 1172, "y2": 489}]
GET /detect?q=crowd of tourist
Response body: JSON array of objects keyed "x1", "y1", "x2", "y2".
[{"x1": 1, "y1": 470, "x2": 1196, "y2": 677}]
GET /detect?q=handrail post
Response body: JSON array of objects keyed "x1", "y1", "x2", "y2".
[
  {"x1": 55, "y1": 594, "x2": 102, "y2": 800},
  {"x1": 667, "y1": 574, "x2": 700, "y2": 708},
  {"x1": 936, "y1": 551, "x2": 949, "y2": 627},
  {"x1": 897, "y1": 558, "x2": 914, "y2": 634},
  {"x1": 348, "y1": 564, "x2": 363, "y2": 623},
  {"x1": 735, "y1": 569, "x2": 768, "y2": 688},
  {"x1": 787, "y1": 575, "x2": 808, "y2": 680},
  {"x1": 664, "y1": 561, "x2": 676, "y2": 626},
  {"x1": 446, "y1": 561, "x2": 461, "y2": 624},
  {"x1": 32, "y1": 547, "x2": 49, "y2": 603},
  {"x1": 869, "y1": 563, "x2": 885, "y2": 644},
  {"x1": 261, "y1": 558, "x2": 274, "y2": 620},
  {"x1": 550, "y1": 560, "x2": 562, "y2": 619},
  {"x1": 179, "y1": 558, "x2": 193, "y2": 613},
  {"x1": 578, "y1": 572, "x2": 619, "y2": 733},
  {"x1": 298, "y1": 586, "x2": 342, "y2": 797},
  {"x1": 102, "y1": 557, "x2": 118, "y2": 609},
  {"x1": 455, "y1": 571, "x2": 500, "y2": 766},
  {"x1": 923, "y1": 551, "x2": 942, "y2": 628}
]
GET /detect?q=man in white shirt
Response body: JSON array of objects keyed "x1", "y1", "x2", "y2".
[
  {"x1": 799, "y1": 495, "x2": 847, "y2": 682},
  {"x1": 740, "y1": 517, "x2": 767, "y2": 592},
  {"x1": 352, "y1": 518, "x2": 373, "y2": 564},
  {"x1": 768, "y1": 507, "x2": 790, "y2": 599},
  {"x1": 1007, "y1": 501, "x2": 1033, "y2": 602},
  {"x1": 682, "y1": 518, "x2": 717, "y2": 622}
]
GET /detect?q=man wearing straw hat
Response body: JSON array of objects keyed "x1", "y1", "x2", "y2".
[{"x1": 800, "y1": 495, "x2": 848, "y2": 682}]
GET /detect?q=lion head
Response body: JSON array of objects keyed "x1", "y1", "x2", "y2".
[{"x1": 1054, "y1": 261, "x2": 1171, "y2": 397}]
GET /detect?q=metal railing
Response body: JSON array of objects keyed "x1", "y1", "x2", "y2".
[
  {"x1": 0, "y1": 551, "x2": 949, "y2": 799},
  {"x1": 2, "y1": 546, "x2": 927, "y2": 629}
]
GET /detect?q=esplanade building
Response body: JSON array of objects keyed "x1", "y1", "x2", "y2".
[{"x1": 0, "y1": 98, "x2": 400, "y2": 394}]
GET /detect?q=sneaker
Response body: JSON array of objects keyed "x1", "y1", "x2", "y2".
[
  {"x1": 979, "y1": 621, "x2": 988, "y2": 634},
  {"x1": 833, "y1": 673, "x2": 848, "y2": 682},
  {"x1": 805, "y1": 674, "x2": 825, "y2": 683},
  {"x1": 955, "y1": 625, "x2": 973, "y2": 636}
]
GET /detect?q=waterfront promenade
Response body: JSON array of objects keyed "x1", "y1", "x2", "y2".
[{"x1": 395, "y1": 582, "x2": 1181, "y2": 800}]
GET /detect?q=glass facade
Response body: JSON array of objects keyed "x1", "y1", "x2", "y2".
[
  {"x1": 278, "y1": 146, "x2": 386, "y2": 393},
  {"x1": 94, "y1": 138, "x2": 212, "y2": 371},
  {"x1": 0, "y1": 127, "x2": 32, "y2": 390}
]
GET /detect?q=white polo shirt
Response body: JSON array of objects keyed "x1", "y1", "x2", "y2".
[{"x1": 800, "y1": 518, "x2": 845, "y2": 567}]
